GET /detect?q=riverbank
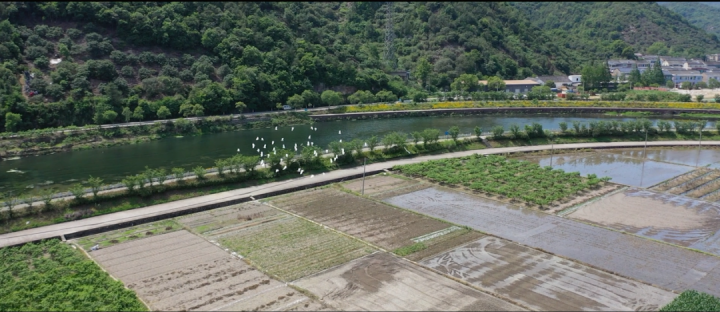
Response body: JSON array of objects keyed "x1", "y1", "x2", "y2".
[{"x1": 3, "y1": 140, "x2": 720, "y2": 249}]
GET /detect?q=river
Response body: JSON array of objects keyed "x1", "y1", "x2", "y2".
[{"x1": 0, "y1": 114, "x2": 709, "y2": 197}]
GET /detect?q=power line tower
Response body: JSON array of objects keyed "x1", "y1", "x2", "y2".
[{"x1": 384, "y1": 1, "x2": 397, "y2": 70}]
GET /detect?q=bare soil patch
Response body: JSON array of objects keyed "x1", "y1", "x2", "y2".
[
  {"x1": 86, "y1": 230, "x2": 328, "y2": 311},
  {"x1": 177, "y1": 201, "x2": 282, "y2": 235},
  {"x1": 293, "y1": 252, "x2": 524, "y2": 311},
  {"x1": 267, "y1": 187, "x2": 450, "y2": 251},
  {"x1": 340, "y1": 174, "x2": 429, "y2": 200},
  {"x1": 404, "y1": 229, "x2": 484, "y2": 262},
  {"x1": 422, "y1": 236, "x2": 676, "y2": 311},
  {"x1": 569, "y1": 188, "x2": 720, "y2": 254}
]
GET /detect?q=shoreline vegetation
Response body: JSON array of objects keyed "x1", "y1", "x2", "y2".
[
  {"x1": 5, "y1": 100, "x2": 720, "y2": 158},
  {"x1": 2, "y1": 117, "x2": 718, "y2": 235}
]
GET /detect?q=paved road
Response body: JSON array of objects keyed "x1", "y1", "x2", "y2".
[{"x1": 2, "y1": 140, "x2": 719, "y2": 248}]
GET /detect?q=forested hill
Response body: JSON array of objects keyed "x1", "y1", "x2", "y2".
[
  {"x1": 511, "y1": 2, "x2": 720, "y2": 63},
  {"x1": 658, "y1": 2, "x2": 720, "y2": 39},
  {"x1": 0, "y1": 2, "x2": 581, "y2": 132}
]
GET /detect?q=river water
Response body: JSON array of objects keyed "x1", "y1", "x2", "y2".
[{"x1": 0, "y1": 114, "x2": 709, "y2": 196}]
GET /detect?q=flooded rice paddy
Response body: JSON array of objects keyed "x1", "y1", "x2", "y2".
[{"x1": 383, "y1": 186, "x2": 720, "y2": 297}]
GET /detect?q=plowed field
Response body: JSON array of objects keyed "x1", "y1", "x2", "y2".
[
  {"x1": 422, "y1": 236, "x2": 676, "y2": 311},
  {"x1": 87, "y1": 230, "x2": 328, "y2": 311},
  {"x1": 293, "y1": 252, "x2": 524, "y2": 311}
]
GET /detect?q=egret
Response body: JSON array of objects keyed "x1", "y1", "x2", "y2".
[
  {"x1": 275, "y1": 126, "x2": 278, "y2": 130},
  {"x1": 314, "y1": 150, "x2": 318, "y2": 156},
  {"x1": 283, "y1": 166, "x2": 287, "y2": 170},
  {"x1": 274, "y1": 150, "x2": 276, "y2": 155},
  {"x1": 310, "y1": 125, "x2": 313, "y2": 130},
  {"x1": 281, "y1": 138, "x2": 284, "y2": 141},
  {"x1": 300, "y1": 170, "x2": 304, "y2": 174},
  {"x1": 272, "y1": 141, "x2": 274, "y2": 145},
  {"x1": 297, "y1": 168, "x2": 301, "y2": 172},
  {"x1": 326, "y1": 149, "x2": 329, "y2": 153},
  {"x1": 257, "y1": 148, "x2": 260, "y2": 153},
  {"x1": 256, "y1": 137, "x2": 259, "y2": 140},
  {"x1": 260, "y1": 151, "x2": 264, "y2": 157},
  {"x1": 291, "y1": 127, "x2": 294, "y2": 131},
  {"x1": 339, "y1": 139, "x2": 342, "y2": 143},
  {"x1": 237, "y1": 148, "x2": 240, "y2": 152},
  {"x1": 339, "y1": 130, "x2": 341, "y2": 134},
  {"x1": 252, "y1": 143, "x2": 255, "y2": 148},
  {"x1": 260, "y1": 160, "x2": 264, "y2": 165},
  {"x1": 285, "y1": 154, "x2": 288, "y2": 158},
  {"x1": 330, "y1": 158, "x2": 333, "y2": 163},
  {"x1": 364, "y1": 142, "x2": 368, "y2": 147},
  {"x1": 283, "y1": 144, "x2": 285, "y2": 149},
  {"x1": 308, "y1": 135, "x2": 311, "y2": 139},
  {"x1": 263, "y1": 144, "x2": 266, "y2": 149},
  {"x1": 294, "y1": 146, "x2": 297, "y2": 151},
  {"x1": 311, "y1": 142, "x2": 314, "y2": 146},
  {"x1": 341, "y1": 148, "x2": 345, "y2": 155},
  {"x1": 314, "y1": 127, "x2": 317, "y2": 131},
  {"x1": 307, "y1": 141, "x2": 310, "y2": 146},
  {"x1": 261, "y1": 137, "x2": 264, "y2": 141},
  {"x1": 275, "y1": 169, "x2": 279, "y2": 173}
]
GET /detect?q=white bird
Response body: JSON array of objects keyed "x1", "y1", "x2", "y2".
[
  {"x1": 310, "y1": 126, "x2": 313, "y2": 130},
  {"x1": 294, "y1": 146, "x2": 298, "y2": 151},
  {"x1": 300, "y1": 170, "x2": 304, "y2": 174},
  {"x1": 256, "y1": 137, "x2": 259, "y2": 140},
  {"x1": 285, "y1": 154, "x2": 288, "y2": 158},
  {"x1": 364, "y1": 142, "x2": 368, "y2": 147},
  {"x1": 281, "y1": 138, "x2": 284, "y2": 141},
  {"x1": 260, "y1": 151, "x2": 264, "y2": 157},
  {"x1": 283, "y1": 166, "x2": 287, "y2": 170},
  {"x1": 311, "y1": 142, "x2": 314, "y2": 146},
  {"x1": 307, "y1": 141, "x2": 310, "y2": 146},
  {"x1": 237, "y1": 148, "x2": 240, "y2": 152},
  {"x1": 273, "y1": 147, "x2": 276, "y2": 151},
  {"x1": 314, "y1": 127, "x2": 317, "y2": 131},
  {"x1": 291, "y1": 127, "x2": 294, "y2": 131},
  {"x1": 252, "y1": 143, "x2": 255, "y2": 148},
  {"x1": 308, "y1": 135, "x2": 311, "y2": 139},
  {"x1": 341, "y1": 148, "x2": 345, "y2": 155},
  {"x1": 297, "y1": 168, "x2": 301, "y2": 172},
  {"x1": 263, "y1": 144, "x2": 266, "y2": 149},
  {"x1": 330, "y1": 158, "x2": 333, "y2": 163},
  {"x1": 261, "y1": 137, "x2": 264, "y2": 141},
  {"x1": 272, "y1": 141, "x2": 274, "y2": 145},
  {"x1": 26, "y1": 221, "x2": 29, "y2": 225},
  {"x1": 339, "y1": 130, "x2": 341, "y2": 134},
  {"x1": 314, "y1": 150, "x2": 318, "y2": 156},
  {"x1": 283, "y1": 144, "x2": 285, "y2": 149},
  {"x1": 326, "y1": 149, "x2": 329, "y2": 153},
  {"x1": 257, "y1": 148, "x2": 260, "y2": 153},
  {"x1": 274, "y1": 150, "x2": 276, "y2": 155},
  {"x1": 275, "y1": 126, "x2": 278, "y2": 130},
  {"x1": 260, "y1": 160, "x2": 264, "y2": 165},
  {"x1": 339, "y1": 139, "x2": 342, "y2": 143},
  {"x1": 275, "y1": 169, "x2": 279, "y2": 173}
]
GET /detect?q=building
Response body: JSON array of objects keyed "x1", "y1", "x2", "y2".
[
  {"x1": 607, "y1": 59, "x2": 635, "y2": 70},
  {"x1": 662, "y1": 60, "x2": 685, "y2": 68},
  {"x1": 660, "y1": 56, "x2": 687, "y2": 63},
  {"x1": 525, "y1": 75, "x2": 572, "y2": 87},
  {"x1": 705, "y1": 61, "x2": 720, "y2": 69},
  {"x1": 707, "y1": 54, "x2": 720, "y2": 62},
  {"x1": 703, "y1": 71, "x2": 720, "y2": 84},
  {"x1": 683, "y1": 60, "x2": 708, "y2": 72},
  {"x1": 641, "y1": 55, "x2": 660, "y2": 62},
  {"x1": 478, "y1": 79, "x2": 541, "y2": 93},
  {"x1": 636, "y1": 60, "x2": 656, "y2": 70},
  {"x1": 612, "y1": 67, "x2": 647, "y2": 81},
  {"x1": 666, "y1": 70, "x2": 704, "y2": 87},
  {"x1": 568, "y1": 75, "x2": 581, "y2": 83}
]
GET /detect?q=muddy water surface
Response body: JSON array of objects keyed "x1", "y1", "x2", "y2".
[
  {"x1": 384, "y1": 187, "x2": 720, "y2": 297},
  {"x1": 521, "y1": 152, "x2": 694, "y2": 187},
  {"x1": 605, "y1": 148, "x2": 720, "y2": 168}
]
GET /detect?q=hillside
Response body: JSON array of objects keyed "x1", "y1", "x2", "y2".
[
  {"x1": 512, "y1": 2, "x2": 720, "y2": 65},
  {"x1": 658, "y1": 2, "x2": 720, "y2": 39},
  {"x1": 0, "y1": 2, "x2": 576, "y2": 132}
]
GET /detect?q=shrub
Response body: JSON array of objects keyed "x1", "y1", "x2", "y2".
[{"x1": 492, "y1": 125, "x2": 504, "y2": 138}]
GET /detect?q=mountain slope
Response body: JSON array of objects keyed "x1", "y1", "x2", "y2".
[
  {"x1": 0, "y1": 2, "x2": 578, "y2": 132},
  {"x1": 658, "y1": 2, "x2": 720, "y2": 39},
  {"x1": 512, "y1": 2, "x2": 720, "y2": 66}
]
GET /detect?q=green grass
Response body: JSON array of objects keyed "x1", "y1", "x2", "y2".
[
  {"x1": 678, "y1": 112, "x2": 720, "y2": 119},
  {"x1": 76, "y1": 220, "x2": 181, "y2": 250},
  {"x1": 0, "y1": 239, "x2": 147, "y2": 311},
  {"x1": 393, "y1": 242, "x2": 427, "y2": 256},
  {"x1": 660, "y1": 290, "x2": 720, "y2": 311}
]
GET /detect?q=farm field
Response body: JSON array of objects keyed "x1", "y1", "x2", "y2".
[
  {"x1": 340, "y1": 174, "x2": 431, "y2": 200},
  {"x1": 422, "y1": 236, "x2": 676, "y2": 311},
  {"x1": 393, "y1": 154, "x2": 618, "y2": 212},
  {"x1": 177, "y1": 201, "x2": 374, "y2": 282},
  {"x1": 652, "y1": 168, "x2": 720, "y2": 202},
  {"x1": 292, "y1": 251, "x2": 524, "y2": 311},
  {"x1": 569, "y1": 188, "x2": 720, "y2": 255},
  {"x1": 519, "y1": 151, "x2": 695, "y2": 188},
  {"x1": 266, "y1": 186, "x2": 473, "y2": 253},
  {"x1": 383, "y1": 185, "x2": 720, "y2": 297},
  {"x1": 76, "y1": 219, "x2": 181, "y2": 250},
  {"x1": 84, "y1": 230, "x2": 328, "y2": 311},
  {"x1": 0, "y1": 239, "x2": 147, "y2": 311}
]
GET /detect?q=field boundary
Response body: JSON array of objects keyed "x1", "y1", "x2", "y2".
[{"x1": 557, "y1": 186, "x2": 630, "y2": 217}]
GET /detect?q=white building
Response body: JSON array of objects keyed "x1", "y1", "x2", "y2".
[{"x1": 569, "y1": 75, "x2": 581, "y2": 83}]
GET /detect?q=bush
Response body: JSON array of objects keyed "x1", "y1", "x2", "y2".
[
  {"x1": 698, "y1": 95, "x2": 705, "y2": 102},
  {"x1": 492, "y1": 125, "x2": 504, "y2": 138},
  {"x1": 660, "y1": 290, "x2": 720, "y2": 312}
]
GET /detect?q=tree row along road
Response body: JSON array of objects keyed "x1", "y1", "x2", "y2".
[{"x1": 1, "y1": 140, "x2": 718, "y2": 248}]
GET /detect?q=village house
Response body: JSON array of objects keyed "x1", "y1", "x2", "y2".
[
  {"x1": 705, "y1": 61, "x2": 720, "y2": 69},
  {"x1": 704, "y1": 71, "x2": 720, "y2": 84},
  {"x1": 478, "y1": 79, "x2": 540, "y2": 94},
  {"x1": 683, "y1": 60, "x2": 708, "y2": 72},
  {"x1": 662, "y1": 60, "x2": 685, "y2": 68},
  {"x1": 667, "y1": 70, "x2": 704, "y2": 88},
  {"x1": 707, "y1": 53, "x2": 720, "y2": 62},
  {"x1": 607, "y1": 59, "x2": 635, "y2": 70},
  {"x1": 525, "y1": 75, "x2": 572, "y2": 88}
]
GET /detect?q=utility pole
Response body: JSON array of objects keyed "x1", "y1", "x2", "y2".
[
  {"x1": 362, "y1": 158, "x2": 367, "y2": 195},
  {"x1": 644, "y1": 130, "x2": 648, "y2": 159},
  {"x1": 384, "y1": 2, "x2": 397, "y2": 70}
]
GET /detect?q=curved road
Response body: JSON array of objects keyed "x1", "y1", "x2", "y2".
[{"x1": 1, "y1": 140, "x2": 717, "y2": 248}]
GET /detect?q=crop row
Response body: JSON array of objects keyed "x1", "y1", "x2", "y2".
[{"x1": 394, "y1": 154, "x2": 610, "y2": 208}]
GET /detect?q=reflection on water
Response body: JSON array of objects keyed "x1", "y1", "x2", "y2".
[
  {"x1": 606, "y1": 148, "x2": 720, "y2": 168},
  {"x1": 524, "y1": 152, "x2": 695, "y2": 188}
]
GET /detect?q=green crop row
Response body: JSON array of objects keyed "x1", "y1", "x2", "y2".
[
  {"x1": 0, "y1": 239, "x2": 147, "y2": 311},
  {"x1": 660, "y1": 290, "x2": 720, "y2": 312}
]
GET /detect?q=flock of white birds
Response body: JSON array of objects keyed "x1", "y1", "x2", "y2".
[{"x1": 237, "y1": 125, "x2": 353, "y2": 178}]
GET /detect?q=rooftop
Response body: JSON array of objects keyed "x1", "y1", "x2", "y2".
[
  {"x1": 478, "y1": 79, "x2": 540, "y2": 85},
  {"x1": 534, "y1": 75, "x2": 572, "y2": 83}
]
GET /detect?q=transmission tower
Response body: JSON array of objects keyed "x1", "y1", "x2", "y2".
[{"x1": 384, "y1": 2, "x2": 397, "y2": 70}]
